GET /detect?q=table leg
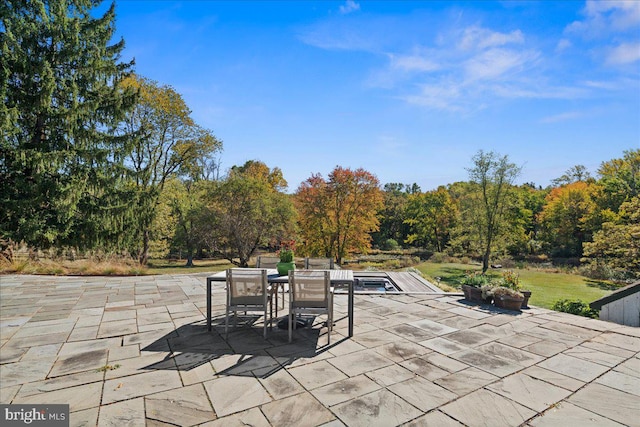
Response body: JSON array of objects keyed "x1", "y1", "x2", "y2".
[
  {"x1": 207, "y1": 278, "x2": 212, "y2": 331},
  {"x1": 348, "y1": 280, "x2": 354, "y2": 337}
]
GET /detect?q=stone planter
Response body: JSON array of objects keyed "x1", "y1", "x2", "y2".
[
  {"x1": 462, "y1": 285, "x2": 484, "y2": 303},
  {"x1": 494, "y1": 294, "x2": 524, "y2": 311},
  {"x1": 521, "y1": 290, "x2": 532, "y2": 308}
]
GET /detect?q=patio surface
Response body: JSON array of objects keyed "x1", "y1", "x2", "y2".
[{"x1": 1, "y1": 273, "x2": 639, "y2": 427}]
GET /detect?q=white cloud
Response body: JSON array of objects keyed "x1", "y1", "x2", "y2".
[
  {"x1": 390, "y1": 54, "x2": 440, "y2": 72},
  {"x1": 464, "y1": 48, "x2": 538, "y2": 81},
  {"x1": 339, "y1": 0, "x2": 360, "y2": 15},
  {"x1": 556, "y1": 38, "x2": 572, "y2": 52},
  {"x1": 540, "y1": 111, "x2": 583, "y2": 124},
  {"x1": 606, "y1": 42, "x2": 640, "y2": 65},
  {"x1": 564, "y1": 1, "x2": 640, "y2": 68},
  {"x1": 403, "y1": 83, "x2": 465, "y2": 112},
  {"x1": 459, "y1": 27, "x2": 524, "y2": 50},
  {"x1": 584, "y1": 0, "x2": 640, "y2": 32}
]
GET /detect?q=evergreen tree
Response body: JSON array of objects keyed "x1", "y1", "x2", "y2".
[{"x1": 0, "y1": 0, "x2": 137, "y2": 250}]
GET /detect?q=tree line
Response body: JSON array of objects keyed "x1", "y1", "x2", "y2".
[
  {"x1": 1, "y1": 1, "x2": 638, "y2": 281},
  {"x1": 375, "y1": 150, "x2": 639, "y2": 281}
]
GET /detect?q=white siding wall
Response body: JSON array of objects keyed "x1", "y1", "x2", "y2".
[{"x1": 599, "y1": 291, "x2": 640, "y2": 327}]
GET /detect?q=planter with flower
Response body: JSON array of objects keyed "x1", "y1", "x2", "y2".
[
  {"x1": 276, "y1": 241, "x2": 296, "y2": 276},
  {"x1": 488, "y1": 270, "x2": 530, "y2": 311},
  {"x1": 491, "y1": 286, "x2": 525, "y2": 311},
  {"x1": 461, "y1": 271, "x2": 492, "y2": 303}
]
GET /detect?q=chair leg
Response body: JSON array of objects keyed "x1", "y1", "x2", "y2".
[
  {"x1": 263, "y1": 307, "x2": 267, "y2": 339},
  {"x1": 225, "y1": 306, "x2": 229, "y2": 339},
  {"x1": 288, "y1": 312, "x2": 293, "y2": 343}
]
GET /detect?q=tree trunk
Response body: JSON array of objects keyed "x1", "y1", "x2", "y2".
[
  {"x1": 185, "y1": 250, "x2": 193, "y2": 267},
  {"x1": 139, "y1": 229, "x2": 150, "y2": 265}
]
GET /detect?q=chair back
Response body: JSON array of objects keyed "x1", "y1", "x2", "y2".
[
  {"x1": 304, "y1": 257, "x2": 334, "y2": 270},
  {"x1": 256, "y1": 256, "x2": 280, "y2": 268},
  {"x1": 289, "y1": 270, "x2": 330, "y2": 309},
  {"x1": 227, "y1": 268, "x2": 268, "y2": 306}
]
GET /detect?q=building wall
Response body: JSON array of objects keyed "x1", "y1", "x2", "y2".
[{"x1": 599, "y1": 291, "x2": 640, "y2": 327}]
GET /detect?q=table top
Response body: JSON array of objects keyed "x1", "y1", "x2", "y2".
[{"x1": 208, "y1": 269, "x2": 353, "y2": 284}]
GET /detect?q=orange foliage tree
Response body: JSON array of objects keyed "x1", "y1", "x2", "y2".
[{"x1": 295, "y1": 167, "x2": 383, "y2": 264}]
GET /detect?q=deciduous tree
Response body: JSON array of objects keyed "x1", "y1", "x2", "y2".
[
  {"x1": 200, "y1": 161, "x2": 296, "y2": 267},
  {"x1": 465, "y1": 150, "x2": 521, "y2": 273},
  {"x1": 374, "y1": 183, "x2": 412, "y2": 248},
  {"x1": 295, "y1": 167, "x2": 383, "y2": 264},
  {"x1": 404, "y1": 186, "x2": 457, "y2": 252},
  {"x1": 119, "y1": 75, "x2": 221, "y2": 264},
  {"x1": 537, "y1": 181, "x2": 598, "y2": 258},
  {"x1": 583, "y1": 196, "x2": 640, "y2": 280}
]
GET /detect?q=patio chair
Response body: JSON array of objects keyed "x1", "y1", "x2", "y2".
[
  {"x1": 288, "y1": 270, "x2": 333, "y2": 344},
  {"x1": 256, "y1": 255, "x2": 280, "y2": 268},
  {"x1": 225, "y1": 268, "x2": 272, "y2": 339},
  {"x1": 304, "y1": 257, "x2": 335, "y2": 270}
]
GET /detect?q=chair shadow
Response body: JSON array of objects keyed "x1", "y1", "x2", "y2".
[{"x1": 141, "y1": 314, "x2": 345, "y2": 379}]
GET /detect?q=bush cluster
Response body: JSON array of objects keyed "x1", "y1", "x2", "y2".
[{"x1": 552, "y1": 299, "x2": 599, "y2": 319}]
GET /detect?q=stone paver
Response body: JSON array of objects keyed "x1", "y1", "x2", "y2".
[
  {"x1": 311, "y1": 375, "x2": 381, "y2": 407},
  {"x1": 538, "y1": 353, "x2": 610, "y2": 382},
  {"x1": 332, "y1": 389, "x2": 423, "y2": 427},
  {"x1": 1, "y1": 274, "x2": 638, "y2": 427},
  {"x1": 261, "y1": 392, "x2": 335, "y2": 427},
  {"x1": 440, "y1": 389, "x2": 537, "y2": 427},
  {"x1": 528, "y1": 402, "x2": 625, "y2": 426},
  {"x1": 568, "y1": 383, "x2": 640, "y2": 426},
  {"x1": 435, "y1": 367, "x2": 500, "y2": 396},
  {"x1": 98, "y1": 396, "x2": 145, "y2": 427},
  {"x1": 203, "y1": 375, "x2": 272, "y2": 417},
  {"x1": 145, "y1": 383, "x2": 215, "y2": 425},
  {"x1": 486, "y1": 373, "x2": 572, "y2": 412},
  {"x1": 387, "y1": 375, "x2": 457, "y2": 411}
]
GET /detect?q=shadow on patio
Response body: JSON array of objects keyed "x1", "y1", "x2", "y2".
[{"x1": 140, "y1": 314, "x2": 345, "y2": 379}]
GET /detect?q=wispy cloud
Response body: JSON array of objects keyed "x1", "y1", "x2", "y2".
[
  {"x1": 606, "y1": 42, "x2": 640, "y2": 65},
  {"x1": 565, "y1": 1, "x2": 640, "y2": 66},
  {"x1": 339, "y1": 0, "x2": 360, "y2": 15},
  {"x1": 389, "y1": 54, "x2": 440, "y2": 72},
  {"x1": 299, "y1": 3, "x2": 637, "y2": 113},
  {"x1": 540, "y1": 111, "x2": 584, "y2": 124},
  {"x1": 458, "y1": 27, "x2": 524, "y2": 50}
]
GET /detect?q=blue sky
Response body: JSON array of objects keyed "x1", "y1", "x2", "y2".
[{"x1": 108, "y1": 1, "x2": 640, "y2": 191}]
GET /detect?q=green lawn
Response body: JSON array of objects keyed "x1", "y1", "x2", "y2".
[{"x1": 415, "y1": 262, "x2": 622, "y2": 309}]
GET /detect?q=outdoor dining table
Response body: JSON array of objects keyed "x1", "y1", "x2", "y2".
[{"x1": 206, "y1": 268, "x2": 355, "y2": 337}]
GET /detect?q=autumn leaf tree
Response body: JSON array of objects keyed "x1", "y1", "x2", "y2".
[
  {"x1": 119, "y1": 74, "x2": 221, "y2": 264},
  {"x1": 295, "y1": 166, "x2": 383, "y2": 264}
]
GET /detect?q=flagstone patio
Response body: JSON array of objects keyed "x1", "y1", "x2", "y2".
[{"x1": 1, "y1": 273, "x2": 638, "y2": 426}]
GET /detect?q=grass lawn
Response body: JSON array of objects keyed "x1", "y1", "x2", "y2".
[{"x1": 415, "y1": 262, "x2": 623, "y2": 309}]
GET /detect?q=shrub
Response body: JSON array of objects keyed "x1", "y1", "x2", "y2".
[
  {"x1": 382, "y1": 238, "x2": 400, "y2": 251},
  {"x1": 460, "y1": 271, "x2": 490, "y2": 287},
  {"x1": 552, "y1": 299, "x2": 599, "y2": 319},
  {"x1": 430, "y1": 252, "x2": 447, "y2": 263}
]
